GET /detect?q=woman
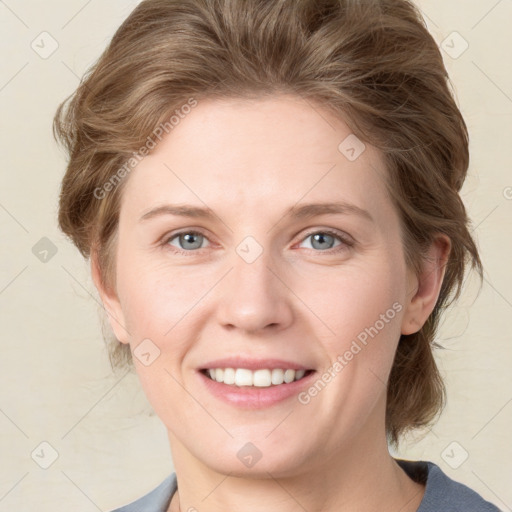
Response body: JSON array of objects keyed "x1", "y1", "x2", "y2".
[{"x1": 53, "y1": 0, "x2": 501, "y2": 510}]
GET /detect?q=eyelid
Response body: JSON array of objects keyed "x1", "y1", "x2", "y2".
[
  {"x1": 299, "y1": 227, "x2": 354, "y2": 245},
  {"x1": 161, "y1": 227, "x2": 355, "y2": 254},
  {"x1": 162, "y1": 228, "x2": 211, "y2": 252}
]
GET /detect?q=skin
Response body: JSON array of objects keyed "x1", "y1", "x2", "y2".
[{"x1": 92, "y1": 95, "x2": 450, "y2": 512}]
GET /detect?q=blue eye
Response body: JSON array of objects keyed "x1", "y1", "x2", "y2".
[
  {"x1": 166, "y1": 231, "x2": 208, "y2": 252},
  {"x1": 304, "y1": 231, "x2": 339, "y2": 251},
  {"x1": 299, "y1": 230, "x2": 351, "y2": 252},
  {"x1": 163, "y1": 229, "x2": 353, "y2": 255}
]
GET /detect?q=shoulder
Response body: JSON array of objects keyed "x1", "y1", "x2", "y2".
[
  {"x1": 108, "y1": 473, "x2": 177, "y2": 512},
  {"x1": 396, "y1": 458, "x2": 502, "y2": 512}
]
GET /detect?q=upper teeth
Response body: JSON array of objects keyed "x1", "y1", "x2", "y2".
[{"x1": 206, "y1": 368, "x2": 306, "y2": 387}]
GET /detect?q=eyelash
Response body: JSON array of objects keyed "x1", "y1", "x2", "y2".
[{"x1": 161, "y1": 228, "x2": 354, "y2": 255}]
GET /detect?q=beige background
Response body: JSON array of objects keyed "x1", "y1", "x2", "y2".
[{"x1": 0, "y1": 1, "x2": 511, "y2": 510}]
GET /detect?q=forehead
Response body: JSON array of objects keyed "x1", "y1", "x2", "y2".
[{"x1": 120, "y1": 95, "x2": 394, "y2": 224}]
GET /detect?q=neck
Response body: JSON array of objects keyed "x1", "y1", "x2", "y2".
[{"x1": 166, "y1": 401, "x2": 425, "y2": 512}]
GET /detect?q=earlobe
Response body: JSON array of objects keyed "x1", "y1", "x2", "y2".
[
  {"x1": 90, "y1": 249, "x2": 130, "y2": 344},
  {"x1": 401, "y1": 235, "x2": 451, "y2": 335}
]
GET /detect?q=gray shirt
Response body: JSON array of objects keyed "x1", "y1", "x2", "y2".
[{"x1": 110, "y1": 458, "x2": 502, "y2": 511}]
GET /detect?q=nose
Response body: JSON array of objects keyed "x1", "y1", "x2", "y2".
[{"x1": 214, "y1": 246, "x2": 294, "y2": 334}]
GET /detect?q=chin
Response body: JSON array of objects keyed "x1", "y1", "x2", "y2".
[{"x1": 193, "y1": 437, "x2": 313, "y2": 479}]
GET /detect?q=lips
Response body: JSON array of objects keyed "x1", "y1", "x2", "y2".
[
  {"x1": 198, "y1": 365, "x2": 317, "y2": 409},
  {"x1": 200, "y1": 357, "x2": 312, "y2": 372},
  {"x1": 197, "y1": 357, "x2": 316, "y2": 407}
]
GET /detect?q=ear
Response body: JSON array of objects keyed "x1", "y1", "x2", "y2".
[
  {"x1": 401, "y1": 234, "x2": 451, "y2": 335},
  {"x1": 90, "y1": 248, "x2": 130, "y2": 344}
]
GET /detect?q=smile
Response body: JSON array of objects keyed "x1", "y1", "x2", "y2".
[{"x1": 202, "y1": 368, "x2": 312, "y2": 387}]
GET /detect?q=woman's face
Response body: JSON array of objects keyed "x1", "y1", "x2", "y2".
[{"x1": 100, "y1": 95, "x2": 423, "y2": 476}]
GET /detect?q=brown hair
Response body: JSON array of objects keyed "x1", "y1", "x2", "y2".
[{"x1": 53, "y1": 0, "x2": 483, "y2": 447}]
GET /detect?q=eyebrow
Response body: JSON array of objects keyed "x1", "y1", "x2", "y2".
[{"x1": 138, "y1": 201, "x2": 374, "y2": 223}]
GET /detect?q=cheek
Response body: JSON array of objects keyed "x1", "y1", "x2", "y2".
[
  {"x1": 116, "y1": 251, "x2": 204, "y2": 338},
  {"x1": 297, "y1": 258, "x2": 406, "y2": 428},
  {"x1": 115, "y1": 257, "x2": 206, "y2": 418},
  {"x1": 306, "y1": 255, "x2": 405, "y2": 342},
  {"x1": 303, "y1": 254, "x2": 407, "y2": 415}
]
